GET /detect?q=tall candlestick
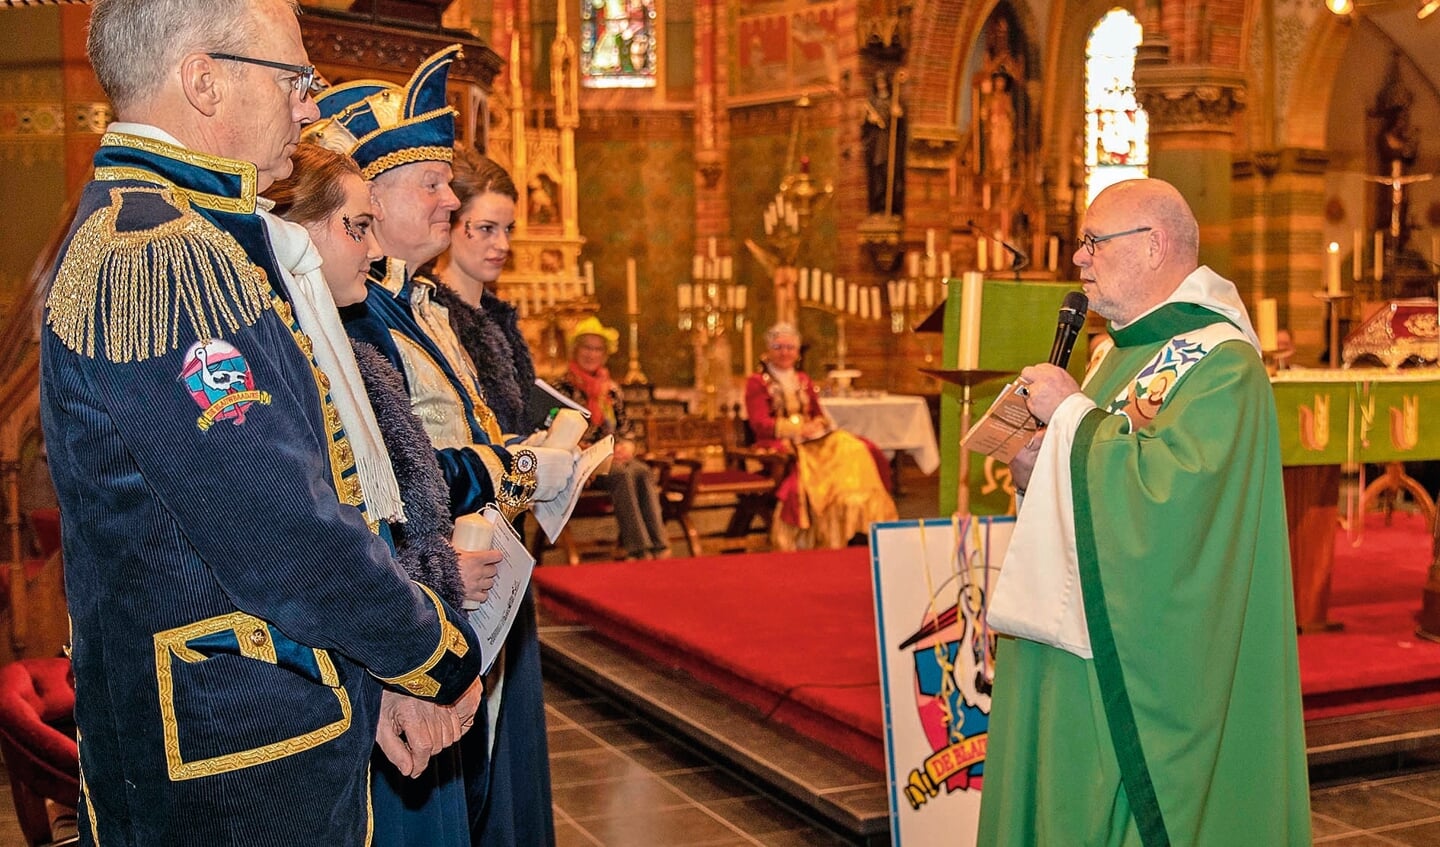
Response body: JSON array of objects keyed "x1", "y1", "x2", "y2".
[
  {"x1": 1374, "y1": 230, "x2": 1384, "y2": 281},
  {"x1": 1256, "y1": 297, "x2": 1278, "y2": 351},
  {"x1": 1352, "y1": 229, "x2": 1363, "y2": 281},
  {"x1": 958, "y1": 272, "x2": 984, "y2": 370},
  {"x1": 625, "y1": 258, "x2": 638, "y2": 314},
  {"x1": 1325, "y1": 242, "x2": 1342, "y2": 295},
  {"x1": 1048, "y1": 236, "x2": 1060, "y2": 272}
]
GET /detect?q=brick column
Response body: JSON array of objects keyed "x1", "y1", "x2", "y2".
[{"x1": 1134, "y1": 66, "x2": 1246, "y2": 277}]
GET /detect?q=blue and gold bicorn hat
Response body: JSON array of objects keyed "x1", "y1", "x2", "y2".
[{"x1": 306, "y1": 44, "x2": 462, "y2": 180}]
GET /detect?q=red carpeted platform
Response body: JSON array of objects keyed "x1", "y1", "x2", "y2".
[{"x1": 533, "y1": 513, "x2": 1438, "y2": 770}]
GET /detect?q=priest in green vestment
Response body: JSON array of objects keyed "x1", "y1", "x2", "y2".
[{"x1": 977, "y1": 178, "x2": 1311, "y2": 846}]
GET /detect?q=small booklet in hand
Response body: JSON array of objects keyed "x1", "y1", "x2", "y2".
[
  {"x1": 960, "y1": 381, "x2": 1037, "y2": 463},
  {"x1": 452, "y1": 505, "x2": 537, "y2": 674},
  {"x1": 532, "y1": 435, "x2": 615, "y2": 543}
]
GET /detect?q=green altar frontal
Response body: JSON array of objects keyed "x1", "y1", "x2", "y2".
[
  {"x1": 1271, "y1": 367, "x2": 1440, "y2": 466},
  {"x1": 937, "y1": 279, "x2": 1088, "y2": 515}
]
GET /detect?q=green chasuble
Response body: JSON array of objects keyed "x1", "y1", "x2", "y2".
[{"x1": 978, "y1": 303, "x2": 1311, "y2": 846}]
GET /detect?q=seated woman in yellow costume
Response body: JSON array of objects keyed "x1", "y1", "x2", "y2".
[{"x1": 743, "y1": 322, "x2": 897, "y2": 550}]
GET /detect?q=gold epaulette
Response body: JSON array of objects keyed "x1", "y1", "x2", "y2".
[{"x1": 46, "y1": 186, "x2": 272, "y2": 363}]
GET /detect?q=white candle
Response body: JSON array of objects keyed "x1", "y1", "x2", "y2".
[
  {"x1": 991, "y1": 234, "x2": 1004, "y2": 271},
  {"x1": 736, "y1": 286, "x2": 747, "y2": 309},
  {"x1": 625, "y1": 258, "x2": 638, "y2": 314},
  {"x1": 1353, "y1": 229, "x2": 1363, "y2": 281},
  {"x1": 925, "y1": 280, "x2": 936, "y2": 308},
  {"x1": 887, "y1": 281, "x2": 898, "y2": 308},
  {"x1": 1256, "y1": 297, "x2": 1278, "y2": 351},
  {"x1": 584, "y1": 261, "x2": 596, "y2": 296},
  {"x1": 907, "y1": 280, "x2": 918, "y2": 307},
  {"x1": 957, "y1": 272, "x2": 984, "y2": 370},
  {"x1": 926, "y1": 228, "x2": 936, "y2": 257},
  {"x1": 823, "y1": 273, "x2": 834, "y2": 307},
  {"x1": 871, "y1": 287, "x2": 881, "y2": 319},
  {"x1": 692, "y1": 255, "x2": 704, "y2": 279},
  {"x1": 678, "y1": 285, "x2": 691, "y2": 311},
  {"x1": 1325, "y1": 242, "x2": 1342, "y2": 296},
  {"x1": 1048, "y1": 236, "x2": 1060, "y2": 272},
  {"x1": 908, "y1": 251, "x2": 920, "y2": 279},
  {"x1": 941, "y1": 252, "x2": 951, "y2": 279},
  {"x1": 982, "y1": 184, "x2": 991, "y2": 210},
  {"x1": 977, "y1": 237, "x2": 988, "y2": 272},
  {"x1": 708, "y1": 236, "x2": 717, "y2": 259},
  {"x1": 1374, "y1": 230, "x2": 1384, "y2": 281},
  {"x1": 859, "y1": 288, "x2": 870, "y2": 319},
  {"x1": 924, "y1": 254, "x2": 937, "y2": 278},
  {"x1": 743, "y1": 322, "x2": 754, "y2": 369},
  {"x1": 721, "y1": 256, "x2": 732, "y2": 279}
]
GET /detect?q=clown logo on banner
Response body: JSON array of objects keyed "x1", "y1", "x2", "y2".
[
  {"x1": 871, "y1": 516, "x2": 1012, "y2": 847},
  {"x1": 179, "y1": 339, "x2": 272, "y2": 431}
]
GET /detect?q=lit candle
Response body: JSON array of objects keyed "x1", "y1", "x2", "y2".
[
  {"x1": 1325, "y1": 242, "x2": 1341, "y2": 296},
  {"x1": 926, "y1": 228, "x2": 936, "y2": 257},
  {"x1": 941, "y1": 251, "x2": 951, "y2": 279},
  {"x1": 743, "y1": 321, "x2": 754, "y2": 369},
  {"x1": 1374, "y1": 230, "x2": 1385, "y2": 281},
  {"x1": 584, "y1": 261, "x2": 596, "y2": 296},
  {"x1": 1353, "y1": 229, "x2": 1363, "y2": 281},
  {"x1": 871, "y1": 287, "x2": 881, "y2": 319},
  {"x1": 1256, "y1": 297, "x2": 1278, "y2": 351},
  {"x1": 1048, "y1": 236, "x2": 1060, "y2": 272},
  {"x1": 977, "y1": 237, "x2": 988, "y2": 272},
  {"x1": 957, "y1": 272, "x2": 984, "y2": 370},
  {"x1": 625, "y1": 257, "x2": 638, "y2": 314}
]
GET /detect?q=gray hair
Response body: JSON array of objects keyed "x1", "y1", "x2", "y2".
[
  {"x1": 764, "y1": 322, "x2": 801, "y2": 349},
  {"x1": 87, "y1": 0, "x2": 291, "y2": 113}
]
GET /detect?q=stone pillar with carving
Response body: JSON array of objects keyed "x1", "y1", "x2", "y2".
[{"x1": 1134, "y1": 67, "x2": 1246, "y2": 277}]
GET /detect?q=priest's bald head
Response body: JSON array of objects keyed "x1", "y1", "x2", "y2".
[{"x1": 1073, "y1": 178, "x2": 1200, "y2": 324}]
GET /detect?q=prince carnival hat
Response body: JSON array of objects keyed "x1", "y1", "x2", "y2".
[{"x1": 306, "y1": 44, "x2": 462, "y2": 180}]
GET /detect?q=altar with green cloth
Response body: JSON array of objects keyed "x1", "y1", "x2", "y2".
[{"x1": 1271, "y1": 367, "x2": 1440, "y2": 629}]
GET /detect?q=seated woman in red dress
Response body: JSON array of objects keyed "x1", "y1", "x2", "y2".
[{"x1": 744, "y1": 323, "x2": 897, "y2": 550}]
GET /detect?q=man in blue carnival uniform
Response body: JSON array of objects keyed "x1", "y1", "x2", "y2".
[
  {"x1": 308, "y1": 46, "x2": 564, "y2": 847},
  {"x1": 40, "y1": 2, "x2": 483, "y2": 844}
]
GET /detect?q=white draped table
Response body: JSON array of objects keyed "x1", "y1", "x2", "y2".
[{"x1": 819, "y1": 393, "x2": 940, "y2": 476}]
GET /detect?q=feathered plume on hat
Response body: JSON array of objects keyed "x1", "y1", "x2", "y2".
[{"x1": 305, "y1": 44, "x2": 462, "y2": 180}]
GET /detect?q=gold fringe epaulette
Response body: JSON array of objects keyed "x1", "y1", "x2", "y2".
[{"x1": 46, "y1": 186, "x2": 272, "y2": 363}]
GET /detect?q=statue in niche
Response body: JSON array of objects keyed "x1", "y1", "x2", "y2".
[
  {"x1": 984, "y1": 70, "x2": 1017, "y2": 178},
  {"x1": 528, "y1": 174, "x2": 560, "y2": 226},
  {"x1": 973, "y1": 13, "x2": 1028, "y2": 179},
  {"x1": 862, "y1": 69, "x2": 906, "y2": 216}
]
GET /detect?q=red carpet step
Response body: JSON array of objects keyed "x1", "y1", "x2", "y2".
[{"x1": 533, "y1": 513, "x2": 1437, "y2": 770}]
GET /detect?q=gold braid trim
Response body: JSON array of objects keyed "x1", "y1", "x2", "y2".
[
  {"x1": 372, "y1": 583, "x2": 471, "y2": 698},
  {"x1": 360, "y1": 145, "x2": 454, "y2": 180},
  {"x1": 46, "y1": 187, "x2": 271, "y2": 363},
  {"x1": 153, "y1": 612, "x2": 352, "y2": 781},
  {"x1": 98, "y1": 131, "x2": 258, "y2": 213},
  {"x1": 270, "y1": 298, "x2": 370, "y2": 525}
]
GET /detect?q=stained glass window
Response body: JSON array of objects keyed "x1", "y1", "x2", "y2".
[
  {"x1": 581, "y1": 0, "x2": 658, "y2": 89},
  {"x1": 1084, "y1": 9, "x2": 1147, "y2": 205}
]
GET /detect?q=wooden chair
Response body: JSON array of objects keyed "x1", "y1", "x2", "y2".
[
  {"x1": 0, "y1": 657, "x2": 78, "y2": 846},
  {"x1": 529, "y1": 488, "x2": 622, "y2": 565}
]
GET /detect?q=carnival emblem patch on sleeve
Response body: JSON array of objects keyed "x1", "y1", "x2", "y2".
[{"x1": 179, "y1": 340, "x2": 272, "y2": 431}]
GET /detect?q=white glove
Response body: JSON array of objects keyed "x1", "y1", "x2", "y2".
[{"x1": 527, "y1": 445, "x2": 575, "y2": 502}]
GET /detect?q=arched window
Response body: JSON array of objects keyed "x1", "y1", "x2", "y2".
[
  {"x1": 1084, "y1": 9, "x2": 1147, "y2": 205},
  {"x1": 581, "y1": 0, "x2": 658, "y2": 88}
]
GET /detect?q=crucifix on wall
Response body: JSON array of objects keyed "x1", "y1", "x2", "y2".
[{"x1": 1364, "y1": 159, "x2": 1434, "y2": 241}]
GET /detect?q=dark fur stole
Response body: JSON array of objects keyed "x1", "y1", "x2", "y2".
[
  {"x1": 351, "y1": 340, "x2": 465, "y2": 610},
  {"x1": 481, "y1": 287, "x2": 536, "y2": 418},
  {"x1": 431, "y1": 283, "x2": 527, "y2": 435}
]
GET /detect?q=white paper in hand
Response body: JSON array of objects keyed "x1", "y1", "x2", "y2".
[
  {"x1": 533, "y1": 435, "x2": 615, "y2": 543},
  {"x1": 464, "y1": 504, "x2": 537, "y2": 674}
]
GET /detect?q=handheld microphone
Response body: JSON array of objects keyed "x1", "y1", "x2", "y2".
[{"x1": 1048, "y1": 291, "x2": 1089, "y2": 368}]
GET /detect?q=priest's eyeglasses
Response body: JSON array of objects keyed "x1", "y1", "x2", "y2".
[
  {"x1": 207, "y1": 53, "x2": 323, "y2": 101},
  {"x1": 1078, "y1": 226, "x2": 1152, "y2": 255}
]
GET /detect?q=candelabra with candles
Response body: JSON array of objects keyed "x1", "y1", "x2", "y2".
[
  {"x1": 678, "y1": 240, "x2": 747, "y2": 417},
  {"x1": 503, "y1": 265, "x2": 598, "y2": 376},
  {"x1": 888, "y1": 230, "x2": 953, "y2": 364},
  {"x1": 793, "y1": 268, "x2": 886, "y2": 394}
]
